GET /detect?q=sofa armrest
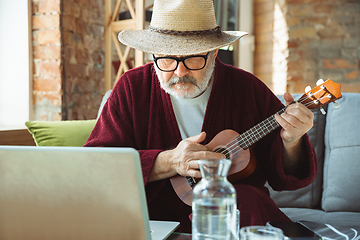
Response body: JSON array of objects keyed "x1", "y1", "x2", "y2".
[{"x1": 97, "y1": 90, "x2": 112, "y2": 119}]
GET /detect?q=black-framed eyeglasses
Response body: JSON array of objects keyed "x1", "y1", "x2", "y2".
[{"x1": 152, "y1": 52, "x2": 210, "y2": 72}]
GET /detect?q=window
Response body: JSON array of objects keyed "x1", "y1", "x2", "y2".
[
  {"x1": 213, "y1": 0, "x2": 254, "y2": 72},
  {"x1": 0, "y1": 0, "x2": 32, "y2": 129}
]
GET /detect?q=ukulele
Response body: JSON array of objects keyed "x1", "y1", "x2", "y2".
[{"x1": 170, "y1": 79, "x2": 342, "y2": 206}]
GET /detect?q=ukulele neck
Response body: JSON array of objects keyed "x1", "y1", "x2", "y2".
[{"x1": 237, "y1": 108, "x2": 286, "y2": 150}]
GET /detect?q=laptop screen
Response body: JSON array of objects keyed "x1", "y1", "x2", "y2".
[{"x1": 0, "y1": 146, "x2": 152, "y2": 240}]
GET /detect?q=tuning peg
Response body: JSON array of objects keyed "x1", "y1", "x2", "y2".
[
  {"x1": 305, "y1": 86, "x2": 312, "y2": 93},
  {"x1": 333, "y1": 101, "x2": 340, "y2": 109},
  {"x1": 320, "y1": 107, "x2": 326, "y2": 115},
  {"x1": 316, "y1": 79, "x2": 325, "y2": 86}
]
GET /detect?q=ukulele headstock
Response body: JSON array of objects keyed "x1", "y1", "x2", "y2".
[{"x1": 300, "y1": 79, "x2": 342, "y2": 111}]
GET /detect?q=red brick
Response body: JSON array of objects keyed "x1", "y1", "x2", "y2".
[
  {"x1": 41, "y1": 93, "x2": 61, "y2": 106},
  {"x1": 88, "y1": 68, "x2": 104, "y2": 81},
  {"x1": 37, "y1": 29, "x2": 61, "y2": 45},
  {"x1": 34, "y1": 92, "x2": 62, "y2": 106},
  {"x1": 318, "y1": 23, "x2": 346, "y2": 39},
  {"x1": 91, "y1": 51, "x2": 103, "y2": 65},
  {"x1": 33, "y1": 78, "x2": 61, "y2": 91},
  {"x1": 91, "y1": 94, "x2": 103, "y2": 110},
  {"x1": 88, "y1": 9, "x2": 104, "y2": 25},
  {"x1": 75, "y1": 20, "x2": 90, "y2": 35},
  {"x1": 32, "y1": 14, "x2": 60, "y2": 29},
  {"x1": 62, "y1": 45, "x2": 71, "y2": 61},
  {"x1": 81, "y1": 9, "x2": 90, "y2": 23},
  {"x1": 77, "y1": 0, "x2": 89, "y2": 7},
  {"x1": 323, "y1": 59, "x2": 358, "y2": 69},
  {"x1": 38, "y1": 0, "x2": 61, "y2": 13},
  {"x1": 289, "y1": 27, "x2": 317, "y2": 39},
  {"x1": 288, "y1": 61, "x2": 306, "y2": 71},
  {"x1": 83, "y1": 36, "x2": 103, "y2": 50},
  {"x1": 298, "y1": 38, "x2": 314, "y2": 46},
  {"x1": 78, "y1": 80, "x2": 96, "y2": 93},
  {"x1": 33, "y1": 45, "x2": 61, "y2": 59},
  {"x1": 289, "y1": 5, "x2": 313, "y2": 17},
  {"x1": 91, "y1": 24, "x2": 104, "y2": 37},
  {"x1": 287, "y1": 17, "x2": 301, "y2": 27},
  {"x1": 314, "y1": 4, "x2": 334, "y2": 14},
  {"x1": 62, "y1": 2, "x2": 81, "y2": 18},
  {"x1": 345, "y1": 70, "x2": 358, "y2": 80},
  {"x1": 63, "y1": 31, "x2": 83, "y2": 46},
  {"x1": 65, "y1": 64, "x2": 87, "y2": 78},
  {"x1": 75, "y1": 49, "x2": 90, "y2": 64},
  {"x1": 40, "y1": 61, "x2": 61, "y2": 77},
  {"x1": 303, "y1": 17, "x2": 328, "y2": 25},
  {"x1": 288, "y1": 40, "x2": 300, "y2": 48},
  {"x1": 62, "y1": 15, "x2": 77, "y2": 32}
]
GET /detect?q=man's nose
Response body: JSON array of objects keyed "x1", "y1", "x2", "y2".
[{"x1": 174, "y1": 61, "x2": 189, "y2": 77}]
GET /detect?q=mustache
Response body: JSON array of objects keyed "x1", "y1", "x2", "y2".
[{"x1": 168, "y1": 76, "x2": 199, "y2": 88}]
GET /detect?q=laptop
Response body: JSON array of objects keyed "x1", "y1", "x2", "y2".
[{"x1": 0, "y1": 146, "x2": 179, "y2": 240}]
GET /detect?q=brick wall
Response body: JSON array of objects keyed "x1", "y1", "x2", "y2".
[
  {"x1": 62, "y1": 0, "x2": 105, "y2": 120},
  {"x1": 32, "y1": 0, "x2": 62, "y2": 121},
  {"x1": 254, "y1": 0, "x2": 360, "y2": 94},
  {"x1": 32, "y1": 0, "x2": 359, "y2": 120},
  {"x1": 32, "y1": 0, "x2": 104, "y2": 121}
]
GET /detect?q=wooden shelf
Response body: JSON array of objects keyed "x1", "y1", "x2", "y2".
[{"x1": 105, "y1": 0, "x2": 149, "y2": 91}]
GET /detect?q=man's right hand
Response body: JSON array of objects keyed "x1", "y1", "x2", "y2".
[{"x1": 148, "y1": 132, "x2": 225, "y2": 182}]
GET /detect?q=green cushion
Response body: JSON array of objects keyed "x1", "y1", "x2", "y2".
[{"x1": 25, "y1": 120, "x2": 97, "y2": 147}]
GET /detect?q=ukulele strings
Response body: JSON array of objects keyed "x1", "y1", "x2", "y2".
[{"x1": 216, "y1": 91, "x2": 328, "y2": 158}]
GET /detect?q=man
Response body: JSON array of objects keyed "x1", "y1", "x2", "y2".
[{"x1": 85, "y1": 0, "x2": 317, "y2": 233}]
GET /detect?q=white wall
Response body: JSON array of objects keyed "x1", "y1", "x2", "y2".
[
  {"x1": 238, "y1": 0, "x2": 254, "y2": 74},
  {"x1": 0, "y1": 0, "x2": 31, "y2": 129}
]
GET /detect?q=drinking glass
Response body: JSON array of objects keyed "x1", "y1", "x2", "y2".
[{"x1": 239, "y1": 226, "x2": 284, "y2": 240}]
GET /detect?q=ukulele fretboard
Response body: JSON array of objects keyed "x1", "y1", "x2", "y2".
[{"x1": 237, "y1": 108, "x2": 286, "y2": 149}]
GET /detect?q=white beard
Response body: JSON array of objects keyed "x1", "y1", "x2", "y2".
[{"x1": 155, "y1": 53, "x2": 216, "y2": 99}]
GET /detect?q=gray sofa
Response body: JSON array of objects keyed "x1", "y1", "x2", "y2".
[
  {"x1": 270, "y1": 92, "x2": 360, "y2": 230},
  {"x1": 98, "y1": 91, "x2": 360, "y2": 230}
]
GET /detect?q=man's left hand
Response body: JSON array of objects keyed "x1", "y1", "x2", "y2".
[
  {"x1": 274, "y1": 92, "x2": 314, "y2": 173},
  {"x1": 275, "y1": 92, "x2": 314, "y2": 145}
]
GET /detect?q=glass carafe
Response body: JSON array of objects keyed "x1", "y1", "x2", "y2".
[{"x1": 192, "y1": 159, "x2": 237, "y2": 240}]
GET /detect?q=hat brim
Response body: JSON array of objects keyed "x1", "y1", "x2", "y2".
[{"x1": 118, "y1": 29, "x2": 248, "y2": 55}]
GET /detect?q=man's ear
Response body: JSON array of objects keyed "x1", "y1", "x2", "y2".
[{"x1": 214, "y1": 49, "x2": 219, "y2": 59}]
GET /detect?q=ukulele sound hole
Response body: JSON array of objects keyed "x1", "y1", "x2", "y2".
[{"x1": 215, "y1": 147, "x2": 231, "y2": 159}]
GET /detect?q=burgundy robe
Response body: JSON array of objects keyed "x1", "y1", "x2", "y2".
[{"x1": 85, "y1": 58, "x2": 317, "y2": 233}]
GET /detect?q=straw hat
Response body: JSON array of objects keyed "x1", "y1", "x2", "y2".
[{"x1": 118, "y1": 0, "x2": 247, "y2": 56}]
